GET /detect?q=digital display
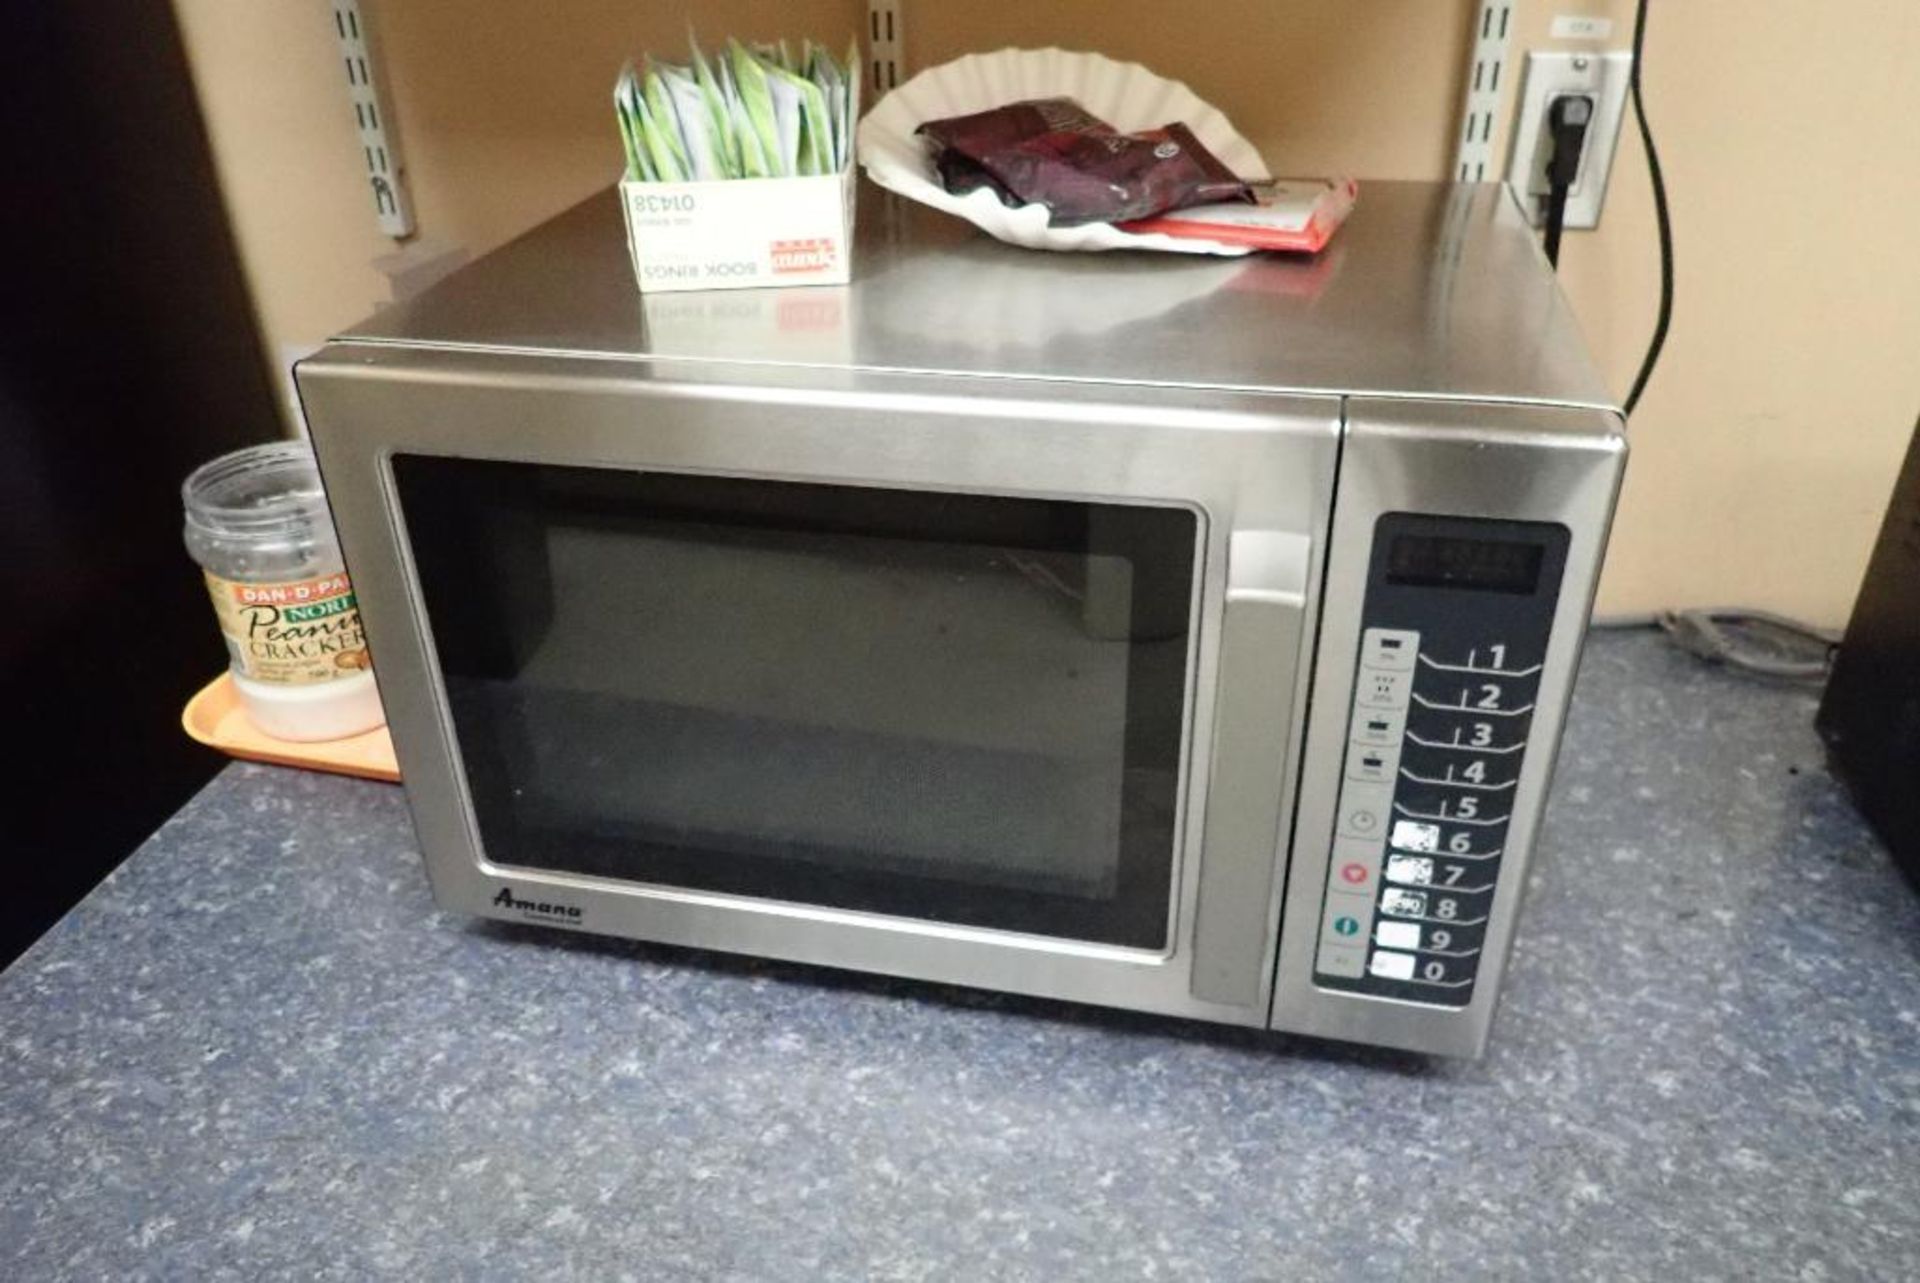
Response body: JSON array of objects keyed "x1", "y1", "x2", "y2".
[{"x1": 1386, "y1": 534, "x2": 1544, "y2": 594}]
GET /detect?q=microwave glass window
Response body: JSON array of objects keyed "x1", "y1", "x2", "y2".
[{"x1": 391, "y1": 457, "x2": 1198, "y2": 949}]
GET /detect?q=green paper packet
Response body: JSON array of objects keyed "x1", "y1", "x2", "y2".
[
  {"x1": 688, "y1": 35, "x2": 743, "y2": 179},
  {"x1": 657, "y1": 60, "x2": 726, "y2": 181},
  {"x1": 716, "y1": 51, "x2": 772, "y2": 178},
  {"x1": 634, "y1": 86, "x2": 686, "y2": 182},
  {"x1": 615, "y1": 63, "x2": 660, "y2": 181},
  {"x1": 805, "y1": 41, "x2": 845, "y2": 168},
  {"x1": 765, "y1": 60, "x2": 832, "y2": 177},
  {"x1": 759, "y1": 62, "x2": 803, "y2": 176},
  {"x1": 640, "y1": 57, "x2": 693, "y2": 182},
  {"x1": 613, "y1": 64, "x2": 643, "y2": 180},
  {"x1": 727, "y1": 39, "x2": 784, "y2": 178}
]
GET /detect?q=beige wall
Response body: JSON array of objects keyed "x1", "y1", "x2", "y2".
[
  {"x1": 175, "y1": 0, "x2": 1920, "y2": 623},
  {"x1": 171, "y1": 1, "x2": 395, "y2": 374},
  {"x1": 1527, "y1": 0, "x2": 1920, "y2": 623}
]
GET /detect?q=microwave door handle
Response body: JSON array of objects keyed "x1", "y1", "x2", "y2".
[
  {"x1": 1224, "y1": 530, "x2": 1312, "y2": 611},
  {"x1": 1190, "y1": 529, "x2": 1312, "y2": 1009}
]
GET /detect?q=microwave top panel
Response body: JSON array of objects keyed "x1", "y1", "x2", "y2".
[{"x1": 337, "y1": 180, "x2": 1614, "y2": 414}]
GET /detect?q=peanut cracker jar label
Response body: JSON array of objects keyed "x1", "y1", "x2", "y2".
[{"x1": 205, "y1": 571, "x2": 371, "y2": 685}]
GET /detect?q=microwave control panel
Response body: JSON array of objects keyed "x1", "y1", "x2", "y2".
[{"x1": 1313, "y1": 513, "x2": 1571, "y2": 1006}]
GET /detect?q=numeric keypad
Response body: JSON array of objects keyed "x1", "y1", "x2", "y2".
[{"x1": 1314, "y1": 629, "x2": 1545, "y2": 1005}]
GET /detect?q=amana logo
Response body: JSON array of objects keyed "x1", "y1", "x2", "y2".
[{"x1": 492, "y1": 886, "x2": 584, "y2": 921}]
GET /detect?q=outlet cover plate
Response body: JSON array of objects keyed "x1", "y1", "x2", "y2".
[{"x1": 1506, "y1": 50, "x2": 1631, "y2": 230}]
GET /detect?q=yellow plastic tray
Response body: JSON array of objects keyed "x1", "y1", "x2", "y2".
[{"x1": 182, "y1": 673, "x2": 400, "y2": 783}]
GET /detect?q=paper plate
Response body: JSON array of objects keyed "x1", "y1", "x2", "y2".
[{"x1": 857, "y1": 48, "x2": 1269, "y2": 256}]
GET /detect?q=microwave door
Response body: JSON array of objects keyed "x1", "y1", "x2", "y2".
[{"x1": 391, "y1": 459, "x2": 1194, "y2": 951}]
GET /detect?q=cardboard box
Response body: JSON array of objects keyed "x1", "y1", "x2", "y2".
[{"x1": 619, "y1": 160, "x2": 856, "y2": 294}]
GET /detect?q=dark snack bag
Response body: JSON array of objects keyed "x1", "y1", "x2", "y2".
[
  {"x1": 919, "y1": 97, "x2": 1253, "y2": 226},
  {"x1": 983, "y1": 122, "x2": 1254, "y2": 225},
  {"x1": 934, "y1": 148, "x2": 1018, "y2": 205},
  {"x1": 919, "y1": 97, "x2": 1110, "y2": 208},
  {"x1": 917, "y1": 97, "x2": 1110, "y2": 157}
]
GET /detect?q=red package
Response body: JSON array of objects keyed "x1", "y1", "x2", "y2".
[{"x1": 1120, "y1": 179, "x2": 1360, "y2": 253}]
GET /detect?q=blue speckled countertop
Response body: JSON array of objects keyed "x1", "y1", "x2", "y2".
[{"x1": 2, "y1": 632, "x2": 1917, "y2": 1279}]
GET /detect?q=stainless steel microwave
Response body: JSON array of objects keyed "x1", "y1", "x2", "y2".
[{"x1": 298, "y1": 180, "x2": 1624, "y2": 1057}]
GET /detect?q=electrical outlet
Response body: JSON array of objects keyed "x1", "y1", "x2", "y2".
[{"x1": 1506, "y1": 51, "x2": 1631, "y2": 230}]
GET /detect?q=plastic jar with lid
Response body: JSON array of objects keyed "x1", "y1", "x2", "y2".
[{"x1": 182, "y1": 441, "x2": 385, "y2": 742}]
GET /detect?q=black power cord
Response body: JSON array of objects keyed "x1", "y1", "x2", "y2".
[
  {"x1": 1592, "y1": 610, "x2": 1839, "y2": 681},
  {"x1": 1623, "y1": 0, "x2": 1673, "y2": 417},
  {"x1": 1541, "y1": 94, "x2": 1593, "y2": 267},
  {"x1": 1657, "y1": 609, "x2": 1839, "y2": 681}
]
